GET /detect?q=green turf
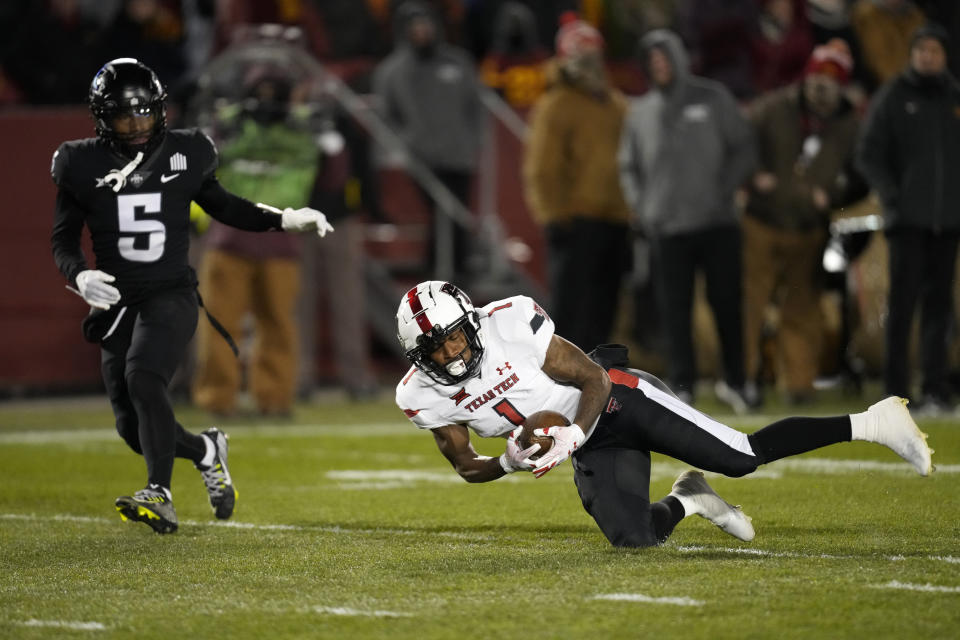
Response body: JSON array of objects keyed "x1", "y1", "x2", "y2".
[{"x1": 1, "y1": 394, "x2": 958, "y2": 639}]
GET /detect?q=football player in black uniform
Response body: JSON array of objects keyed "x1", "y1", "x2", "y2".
[{"x1": 50, "y1": 58, "x2": 334, "y2": 534}]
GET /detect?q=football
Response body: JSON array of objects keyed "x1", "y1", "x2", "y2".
[{"x1": 517, "y1": 410, "x2": 570, "y2": 459}]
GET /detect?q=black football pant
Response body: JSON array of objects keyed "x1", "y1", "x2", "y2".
[
  {"x1": 652, "y1": 226, "x2": 745, "y2": 397},
  {"x1": 884, "y1": 229, "x2": 959, "y2": 401},
  {"x1": 417, "y1": 169, "x2": 473, "y2": 278},
  {"x1": 100, "y1": 288, "x2": 207, "y2": 490},
  {"x1": 572, "y1": 369, "x2": 851, "y2": 547},
  {"x1": 545, "y1": 218, "x2": 631, "y2": 352}
]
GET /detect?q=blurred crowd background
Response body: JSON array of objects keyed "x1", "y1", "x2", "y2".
[{"x1": 3, "y1": 0, "x2": 960, "y2": 417}]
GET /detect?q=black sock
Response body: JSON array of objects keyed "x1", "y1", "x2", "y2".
[
  {"x1": 748, "y1": 416, "x2": 852, "y2": 465},
  {"x1": 652, "y1": 495, "x2": 686, "y2": 544}
]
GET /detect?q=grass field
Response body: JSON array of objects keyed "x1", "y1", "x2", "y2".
[{"x1": 1, "y1": 392, "x2": 958, "y2": 639}]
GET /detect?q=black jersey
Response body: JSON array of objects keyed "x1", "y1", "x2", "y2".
[{"x1": 51, "y1": 129, "x2": 282, "y2": 300}]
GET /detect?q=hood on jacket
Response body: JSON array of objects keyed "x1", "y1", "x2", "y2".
[
  {"x1": 491, "y1": 1, "x2": 541, "y2": 56},
  {"x1": 639, "y1": 28, "x2": 691, "y2": 92},
  {"x1": 392, "y1": 0, "x2": 445, "y2": 50}
]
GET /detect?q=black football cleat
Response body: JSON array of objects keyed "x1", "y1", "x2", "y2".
[
  {"x1": 115, "y1": 485, "x2": 178, "y2": 534},
  {"x1": 196, "y1": 427, "x2": 237, "y2": 519}
]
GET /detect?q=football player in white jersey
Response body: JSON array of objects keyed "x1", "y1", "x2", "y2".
[{"x1": 395, "y1": 281, "x2": 934, "y2": 547}]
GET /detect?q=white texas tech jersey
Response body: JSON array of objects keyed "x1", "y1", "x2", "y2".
[{"x1": 396, "y1": 296, "x2": 581, "y2": 438}]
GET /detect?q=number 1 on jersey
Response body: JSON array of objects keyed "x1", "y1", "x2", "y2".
[{"x1": 492, "y1": 399, "x2": 525, "y2": 426}]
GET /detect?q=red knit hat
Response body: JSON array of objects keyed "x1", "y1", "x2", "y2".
[
  {"x1": 804, "y1": 38, "x2": 854, "y2": 84},
  {"x1": 555, "y1": 11, "x2": 604, "y2": 58}
]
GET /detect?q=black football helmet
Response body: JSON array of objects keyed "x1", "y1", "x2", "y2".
[{"x1": 88, "y1": 58, "x2": 167, "y2": 155}]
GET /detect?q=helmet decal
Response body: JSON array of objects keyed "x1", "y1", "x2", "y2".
[{"x1": 406, "y1": 287, "x2": 435, "y2": 335}]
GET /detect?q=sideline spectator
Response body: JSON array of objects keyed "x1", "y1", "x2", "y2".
[
  {"x1": 751, "y1": 0, "x2": 815, "y2": 93},
  {"x1": 675, "y1": 0, "x2": 760, "y2": 99},
  {"x1": 191, "y1": 72, "x2": 317, "y2": 418},
  {"x1": 480, "y1": 1, "x2": 549, "y2": 109},
  {"x1": 523, "y1": 12, "x2": 631, "y2": 353},
  {"x1": 618, "y1": 29, "x2": 756, "y2": 410},
  {"x1": 372, "y1": 0, "x2": 483, "y2": 279},
  {"x1": 101, "y1": 0, "x2": 188, "y2": 93},
  {"x1": 743, "y1": 40, "x2": 864, "y2": 405},
  {"x1": 917, "y1": 1, "x2": 960, "y2": 76},
  {"x1": 856, "y1": 23, "x2": 960, "y2": 415},
  {"x1": 308, "y1": 109, "x2": 381, "y2": 400},
  {"x1": 1, "y1": 0, "x2": 105, "y2": 104}
]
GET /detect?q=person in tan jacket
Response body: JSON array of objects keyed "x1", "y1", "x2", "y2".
[
  {"x1": 743, "y1": 40, "x2": 864, "y2": 405},
  {"x1": 523, "y1": 13, "x2": 631, "y2": 352}
]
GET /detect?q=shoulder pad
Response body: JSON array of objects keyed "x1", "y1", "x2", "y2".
[
  {"x1": 50, "y1": 138, "x2": 97, "y2": 188},
  {"x1": 169, "y1": 128, "x2": 219, "y2": 178}
]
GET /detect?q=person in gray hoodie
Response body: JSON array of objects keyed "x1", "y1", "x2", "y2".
[
  {"x1": 373, "y1": 1, "x2": 483, "y2": 278},
  {"x1": 618, "y1": 29, "x2": 757, "y2": 410}
]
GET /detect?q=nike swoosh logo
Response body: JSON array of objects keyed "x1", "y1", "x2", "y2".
[{"x1": 160, "y1": 173, "x2": 180, "y2": 183}]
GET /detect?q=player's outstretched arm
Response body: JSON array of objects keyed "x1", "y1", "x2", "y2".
[
  {"x1": 194, "y1": 177, "x2": 331, "y2": 237},
  {"x1": 431, "y1": 424, "x2": 510, "y2": 483},
  {"x1": 259, "y1": 203, "x2": 334, "y2": 238}
]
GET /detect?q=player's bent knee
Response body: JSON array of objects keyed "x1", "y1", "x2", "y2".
[
  {"x1": 606, "y1": 527, "x2": 660, "y2": 548},
  {"x1": 125, "y1": 368, "x2": 163, "y2": 392},
  {"x1": 711, "y1": 453, "x2": 760, "y2": 478}
]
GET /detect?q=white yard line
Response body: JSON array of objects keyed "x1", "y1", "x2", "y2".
[
  {"x1": 591, "y1": 593, "x2": 704, "y2": 606},
  {"x1": 0, "y1": 423, "x2": 409, "y2": 445},
  {"x1": 888, "y1": 554, "x2": 960, "y2": 564},
  {"x1": 17, "y1": 619, "x2": 106, "y2": 631},
  {"x1": 872, "y1": 580, "x2": 960, "y2": 594},
  {"x1": 675, "y1": 545, "x2": 960, "y2": 565},
  {"x1": 312, "y1": 606, "x2": 412, "y2": 618}
]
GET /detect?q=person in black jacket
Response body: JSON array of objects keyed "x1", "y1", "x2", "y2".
[
  {"x1": 856, "y1": 23, "x2": 960, "y2": 415},
  {"x1": 51, "y1": 58, "x2": 334, "y2": 534}
]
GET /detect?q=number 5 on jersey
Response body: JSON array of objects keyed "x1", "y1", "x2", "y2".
[{"x1": 117, "y1": 193, "x2": 165, "y2": 262}]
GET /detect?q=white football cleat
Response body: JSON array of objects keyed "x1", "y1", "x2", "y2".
[
  {"x1": 856, "y1": 397, "x2": 933, "y2": 476},
  {"x1": 671, "y1": 470, "x2": 755, "y2": 542}
]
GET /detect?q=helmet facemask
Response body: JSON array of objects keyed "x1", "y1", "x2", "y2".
[{"x1": 410, "y1": 316, "x2": 484, "y2": 385}]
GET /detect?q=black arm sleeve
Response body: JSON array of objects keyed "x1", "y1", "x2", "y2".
[
  {"x1": 51, "y1": 188, "x2": 89, "y2": 286},
  {"x1": 193, "y1": 175, "x2": 284, "y2": 232}
]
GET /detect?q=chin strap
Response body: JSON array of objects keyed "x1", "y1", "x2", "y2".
[{"x1": 99, "y1": 151, "x2": 144, "y2": 192}]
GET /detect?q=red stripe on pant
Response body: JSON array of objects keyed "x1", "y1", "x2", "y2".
[{"x1": 608, "y1": 368, "x2": 640, "y2": 389}]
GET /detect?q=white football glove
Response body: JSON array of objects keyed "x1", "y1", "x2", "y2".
[
  {"x1": 280, "y1": 206, "x2": 334, "y2": 237},
  {"x1": 498, "y1": 426, "x2": 541, "y2": 473},
  {"x1": 531, "y1": 423, "x2": 585, "y2": 478},
  {"x1": 71, "y1": 270, "x2": 121, "y2": 310}
]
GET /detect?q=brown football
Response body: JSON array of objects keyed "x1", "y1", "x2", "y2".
[{"x1": 517, "y1": 410, "x2": 570, "y2": 460}]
